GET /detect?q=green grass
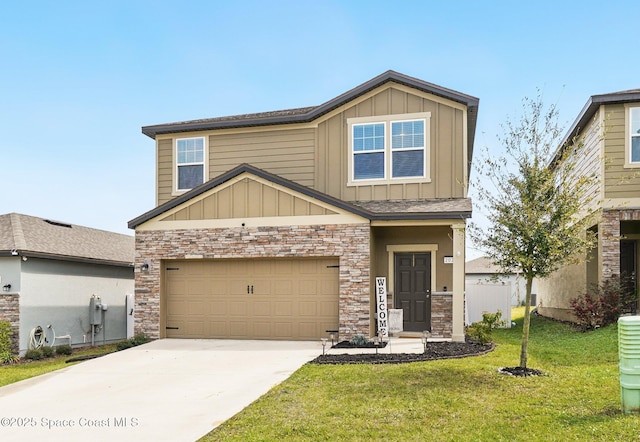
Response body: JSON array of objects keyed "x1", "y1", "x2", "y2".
[
  {"x1": 0, "y1": 344, "x2": 118, "y2": 388},
  {"x1": 201, "y1": 308, "x2": 640, "y2": 441}
]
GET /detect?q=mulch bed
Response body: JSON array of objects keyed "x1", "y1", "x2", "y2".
[
  {"x1": 310, "y1": 341, "x2": 494, "y2": 365},
  {"x1": 498, "y1": 366, "x2": 545, "y2": 377}
]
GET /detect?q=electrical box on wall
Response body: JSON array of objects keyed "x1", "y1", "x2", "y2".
[{"x1": 89, "y1": 295, "x2": 102, "y2": 325}]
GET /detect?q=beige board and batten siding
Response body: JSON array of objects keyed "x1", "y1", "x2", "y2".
[
  {"x1": 157, "y1": 139, "x2": 173, "y2": 205},
  {"x1": 161, "y1": 174, "x2": 337, "y2": 222},
  {"x1": 317, "y1": 84, "x2": 467, "y2": 201},
  {"x1": 164, "y1": 257, "x2": 339, "y2": 340},
  {"x1": 603, "y1": 103, "x2": 640, "y2": 199},
  {"x1": 155, "y1": 83, "x2": 469, "y2": 205}
]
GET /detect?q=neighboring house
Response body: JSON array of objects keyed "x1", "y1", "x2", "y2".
[
  {"x1": 465, "y1": 256, "x2": 536, "y2": 307},
  {"x1": 537, "y1": 89, "x2": 640, "y2": 322},
  {"x1": 0, "y1": 213, "x2": 134, "y2": 354},
  {"x1": 129, "y1": 71, "x2": 479, "y2": 342}
]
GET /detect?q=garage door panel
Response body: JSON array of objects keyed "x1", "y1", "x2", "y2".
[
  {"x1": 253, "y1": 322, "x2": 271, "y2": 336},
  {"x1": 209, "y1": 321, "x2": 227, "y2": 335},
  {"x1": 274, "y1": 280, "x2": 293, "y2": 295},
  {"x1": 229, "y1": 280, "x2": 250, "y2": 295},
  {"x1": 299, "y1": 280, "x2": 317, "y2": 295},
  {"x1": 187, "y1": 299, "x2": 207, "y2": 315},
  {"x1": 298, "y1": 301, "x2": 318, "y2": 316},
  {"x1": 253, "y1": 301, "x2": 271, "y2": 316},
  {"x1": 165, "y1": 258, "x2": 339, "y2": 339},
  {"x1": 273, "y1": 301, "x2": 293, "y2": 316},
  {"x1": 273, "y1": 322, "x2": 293, "y2": 338},
  {"x1": 229, "y1": 321, "x2": 249, "y2": 337},
  {"x1": 229, "y1": 301, "x2": 248, "y2": 315}
]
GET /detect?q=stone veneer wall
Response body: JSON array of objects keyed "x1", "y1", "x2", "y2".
[
  {"x1": 0, "y1": 294, "x2": 20, "y2": 354},
  {"x1": 601, "y1": 209, "x2": 622, "y2": 279},
  {"x1": 431, "y1": 292, "x2": 452, "y2": 339},
  {"x1": 134, "y1": 224, "x2": 370, "y2": 340}
]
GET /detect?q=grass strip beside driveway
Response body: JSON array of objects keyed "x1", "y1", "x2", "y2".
[{"x1": 0, "y1": 345, "x2": 118, "y2": 388}]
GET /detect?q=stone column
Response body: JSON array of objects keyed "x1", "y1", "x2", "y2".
[
  {"x1": 451, "y1": 222, "x2": 466, "y2": 342},
  {"x1": 601, "y1": 210, "x2": 620, "y2": 279}
]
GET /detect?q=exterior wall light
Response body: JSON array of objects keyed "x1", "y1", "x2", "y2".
[{"x1": 2, "y1": 284, "x2": 11, "y2": 292}]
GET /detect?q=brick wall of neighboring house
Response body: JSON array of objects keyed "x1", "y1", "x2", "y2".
[
  {"x1": 431, "y1": 292, "x2": 452, "y2": 339},
  {"x1": 134, "y1": 224, "x2": 371, "y2": 340},
  {"x1": 0, "y1": 294, "x2": 20, "y2": 354}
]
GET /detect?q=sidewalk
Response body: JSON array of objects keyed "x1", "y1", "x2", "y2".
[{"x1": 324, "y1": 336, "x2": 428, "y2": 355}]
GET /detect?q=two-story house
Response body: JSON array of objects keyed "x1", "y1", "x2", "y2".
[
  {"x1": 537, "y1": 89, "x2": 640, "y2": 321},
  {"x1": 129, "y1": 71, "x2": 479, "y2": 342}
]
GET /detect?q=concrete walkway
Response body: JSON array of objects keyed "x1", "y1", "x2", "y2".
[{"x1": 0, "y1": 339, "x2": 323, "y2": 442}]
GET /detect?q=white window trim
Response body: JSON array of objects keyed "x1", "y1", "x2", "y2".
[
  {"x1": 174, "y1": 136, "x2": 208, "y2": 194},
  {"x1": 347, "y1": 112, "x2": 431, "y2": 186},
  {"x1": 626, "y1": 105, "x2": 640, "y2": 168}
]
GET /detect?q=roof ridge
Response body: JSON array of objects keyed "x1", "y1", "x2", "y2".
[{"x1": 10, "y1": 213, "x2": 27, "y2": 249}]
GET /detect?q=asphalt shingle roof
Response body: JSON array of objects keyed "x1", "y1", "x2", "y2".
[{"x1": 0, "y1": 213, "x2": 134, "y2": 266}]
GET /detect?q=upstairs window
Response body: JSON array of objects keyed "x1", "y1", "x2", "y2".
[
  {"x1": 391, "y1": 120, "x2": 425, "y2": 178},
  {"x1": 631, "y1": 107, "x2": 640, "y2": 164},
  {"x1": 353, "y1": 123, "x2": 385, "y2": 180},
  {"x1": 176, "y1": 137, "x2": 205, "y2": 191},
  {"x1": 348, "y1": 113, "x2": 430, "y2": 185}
]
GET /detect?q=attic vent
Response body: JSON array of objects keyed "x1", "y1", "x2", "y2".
[{"x1": 44, "y1": 219, "x2": 72, "y2": 228}]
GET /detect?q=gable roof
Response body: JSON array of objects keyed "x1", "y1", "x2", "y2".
[
  {"x1": 128, "y1": 164, "x2": 472, "y2": 229},
  {"x1": 141, "y1": 70, "x2": 479, "y2": 162},
  {"x1": 561, "y1": 89, "x2": 640, "y2": 148},
  {"x1": 0, "y1": 213, "x2": 134, "y2": 266}
]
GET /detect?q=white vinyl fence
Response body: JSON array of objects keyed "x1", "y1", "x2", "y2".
[{"x1": 465, "y1": 281, "x2": 512, "y2": 327}]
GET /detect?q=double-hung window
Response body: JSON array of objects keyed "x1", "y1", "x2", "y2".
[
  {"x1": 630, "y1": 107, "x2": 640, "y2": 165},
  {"x1": 349, "y1": 113, "x2": 430, "y2": 184},
  {"x1": 176, "y1": 137, "x2": 205, "y2": 191}
]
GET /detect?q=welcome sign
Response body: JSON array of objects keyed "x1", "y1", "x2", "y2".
[{"x1": 376, "y1": 277, "x2": 389, "y2": 337}]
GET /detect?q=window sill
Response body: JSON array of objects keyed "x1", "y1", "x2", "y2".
[{"x1": 347, "y1": 177, "x2": 432, "y2": 187}]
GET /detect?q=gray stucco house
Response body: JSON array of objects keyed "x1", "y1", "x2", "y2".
[{"x1": 0, "y1": 213, "x2": 134, "y2": 354}]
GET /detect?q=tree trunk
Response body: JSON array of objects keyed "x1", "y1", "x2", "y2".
[{"x1": 519, "y1": 276, "x2": 533, "y2": 368}]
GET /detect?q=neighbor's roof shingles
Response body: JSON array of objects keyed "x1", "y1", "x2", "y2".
[{"x1": 0, "y1": 213, "x2": 134, "y2": 266}]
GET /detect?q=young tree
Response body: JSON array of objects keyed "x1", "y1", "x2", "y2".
[{"x1": 470, "y1": 94, "x2": 596, "y2": 370}]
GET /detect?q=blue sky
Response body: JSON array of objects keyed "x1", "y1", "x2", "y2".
[{"x1": 2, "y1": 1, "x2": 639, "y2": 248}]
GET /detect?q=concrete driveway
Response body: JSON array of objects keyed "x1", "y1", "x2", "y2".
[{"x1": 0, "y1": 339, "x2": 322, "y2": 442}]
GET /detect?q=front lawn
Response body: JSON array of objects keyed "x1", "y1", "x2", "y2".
[
  {"x1": 0, "y1": 344, "x2": 118, "y2": 388},
  {"x1": 201, "y1": 308, "x2": 640, "y2": 441}
]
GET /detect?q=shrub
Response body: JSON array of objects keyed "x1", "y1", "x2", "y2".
[
  {"x1": 570, "y1": 274, "x2": 637, "y2": 330},
  {"x1": 116, "y1": 340, "x2": 133, "y2": 351},
  {"x1": 0, "y1": 321, "x2": 12, "y2": 355},
  {"x1": 116, "y1": 333, "x2": 150, "y2": 351},
  {"x1": 40, "y1": 346, "x2": 54, "y2": 358},
  {"x1": 24, "y1": 348, "x2": 43, "y2": 360},
  {"x1": 131, "y1": 333, "x2": 150, "y2": 346},
  {"x1": 55, "y1": 344, "x2": 73, "y2": 355},
  {"x1": 0, "y1": 351, "x2": 19, "y2": 365},
  {"x1": 466, "y1": 311, "x2": 505, "y2": 345},
  {"x1": 349, "y1": 335, "x2": 370, "y2": 346}
]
